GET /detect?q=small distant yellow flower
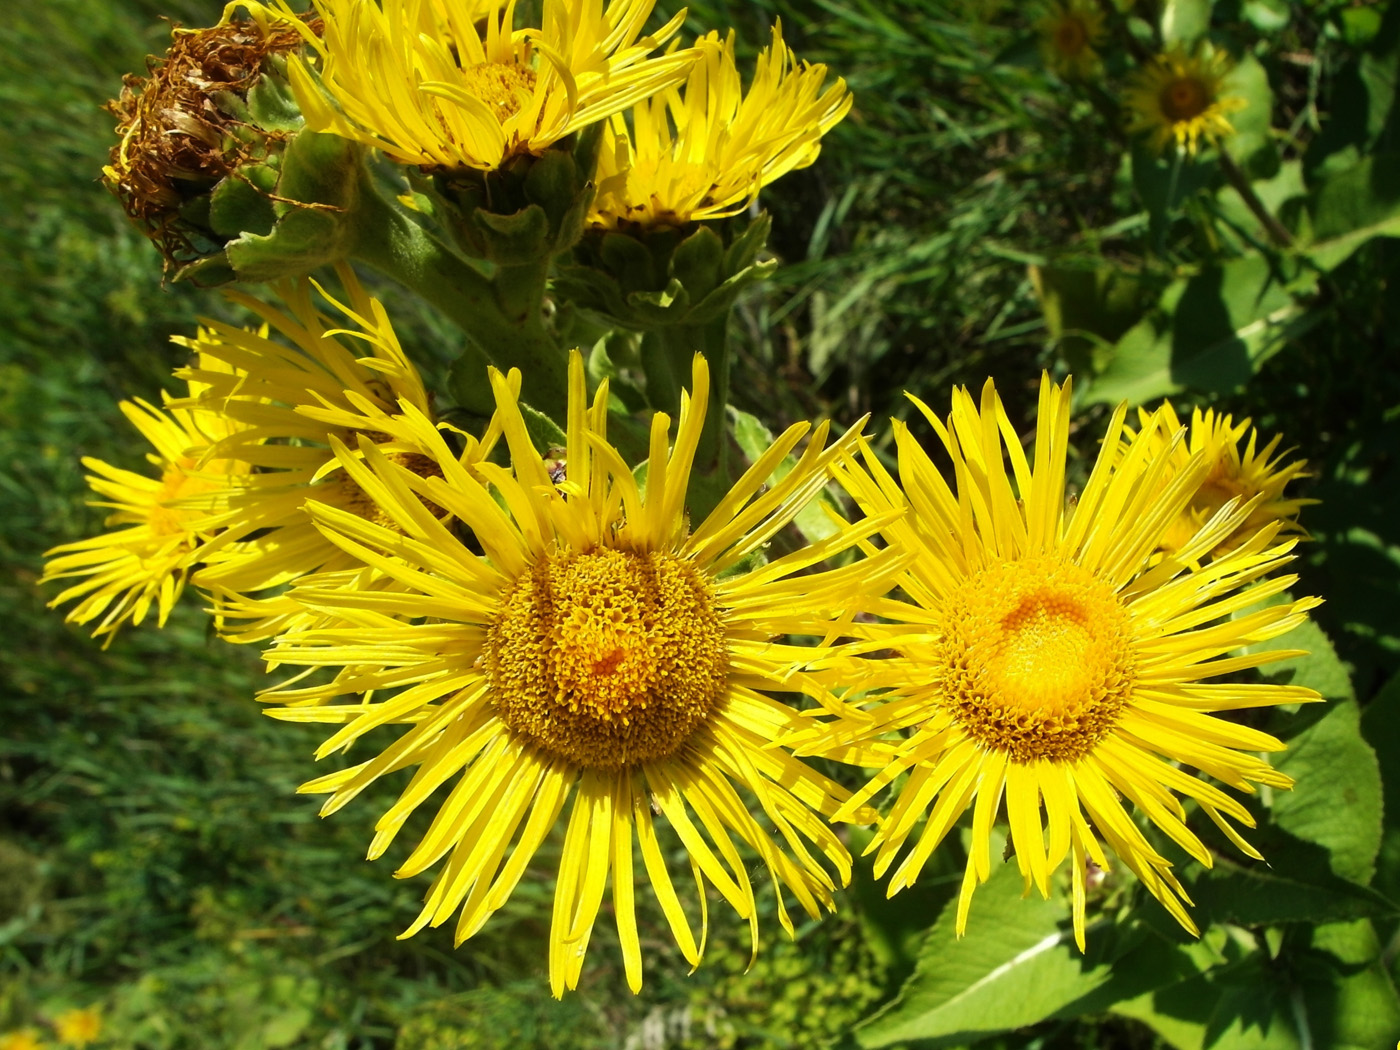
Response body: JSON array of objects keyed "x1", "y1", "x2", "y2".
[
  {"x1": 1126, "y1": 45, "x2": 1247, "y2": 155},
  {"x1": 278, "y1": 0, "x2": 695, "y2": 172},
  {"x1": 0, "y1": 1029, "x2": 45, "y2": 1050},
  {"x1": 171, "y1": 271, "x2": 491, "y2": 642},
  {"x1": 52, "y1": 1008, "x2": 102, "y2": 1048},
  {"x1": 42, "y1": 361, "x2": 251, "y2": 644},
  {"x1": 1035, "y1": 0, "x2": 1106, "y2": 80},
  {"x1": 259, "y1": 352, "x2": 902, "y2": 995},
  {"x1": 813, "y1": 376, "x2": 1321, "y2": 949},
  {"x1": 1130, "y1": 402, "x2": 1313, "y2": 558},
  {"x1": 590, "y1": 24, "x2": 852, "y2": 229}
]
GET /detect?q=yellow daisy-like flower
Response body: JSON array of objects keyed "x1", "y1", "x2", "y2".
[
  {"x1": 259, "y1": 352, "x2": 902, "y2": 995},
  {"x1": 1035, "y1": 0, "x2": 1106, "y2": 80},
  {"x1": 816, "y1": 376, "x2": 1320, "y2": 948},
  {"x1": 51, "y1": 1008, "x2": 102, "y2": 1049},
  {"x1": 1126, "y1": 44, "x2": 1247, "y2": 156},
  {"x1": 589, "y1": 24, "x2": 852, "y2": 229},
  {"x1": 0, "y1": 1029, "x2": 44, "y2": 1050},
  {"x1": 1131, "y1": 402, "x2": 1313, "y2": 559},
  {"x1": 278, "y1": 0, "x2": 694, "y2": 172},
  {"x1": 41, "y1": 361, "x2": 251, "y2": 644},
  {"x1": 172, "y1": 273, "x2": 490, "y2": 642}
]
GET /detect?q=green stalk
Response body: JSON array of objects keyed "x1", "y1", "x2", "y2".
[
  {"x1": 642, "y1": 315, "x2": 732, "y2": 481},
  {"x1": 1218, "y1": 148, "x2": 1294, "y2": 249},
  {"x1": 349, "y1": 184, "x2": 569, "y2": 421}
]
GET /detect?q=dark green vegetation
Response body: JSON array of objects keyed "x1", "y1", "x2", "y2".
[{"x1": 3, "y1": 0, "x2": 1400, "y2": 1046}]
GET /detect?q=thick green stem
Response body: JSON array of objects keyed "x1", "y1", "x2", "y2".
[
  {"x1": 349, "y1": 185, "x2": 569, "y2": 421},
  {"x1": 1218, "y1": 149, "x2": 1294, "y2": 249},
  {"x1": 643, "y1": 316, "x2": 732, "y2": 480}
]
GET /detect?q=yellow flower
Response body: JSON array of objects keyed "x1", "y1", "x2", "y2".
[
  {"x1": 259, "y1": 352, "x2": 901, "y2": 995},
  {"x1": 1126, "y1": 45, "x2": 1247, "y2": 156},
  {"x1": 172, "y1": 272, "x2": 490, "y2": 642},
  {"x1": 816, "y1": 376, "x2": 1320, "y2": 949},
  {"x1": 279, "y1": 0, "x2": 694, "y2": 171},
  {"x1": 1130, "y1": 402, "x2": 1313, "y2": 559},
  {"x1": 590, "y1": 24, "x2": 852, "y2": 229},
  {"x1": 0, "y1": 1029, "x2": 46, "y2": 1050},
  {"x1": 1035, "y1": 0, "x2": 1106, "y2": 80},
  {"x1": 42, "y1": 361, "x2": 251, "y2": 644},
  {"x1": 52, "y1": 1008, "x2": 102, "y2": 1048}
]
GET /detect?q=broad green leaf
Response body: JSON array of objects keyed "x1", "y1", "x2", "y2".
[
  {"x1": 1161, "y1": 0, "x2": 1213, "y2": 44},
  {"x1": 1191, "y1": 852, "x2": 1397, "y2": 928},
  {"x1": 855, "y1": 863, "x2": 1208, "y2": 1048},
  {"x1": 1086, "y1": 255, "x2": 1319, "y2": 406},
  {"x1": 1360, "y1": 673, "x2": 1400, "y2": 903},
  {"x1": 1305, "y1": 3, "x2": 1400, "y2": 177},
  {"x1": 1225, "y1": 54, "x2": 1278, "y2": 175},
  {"x1": 1118, "y1": 920, "x2": 1400, "y2": 1050},
  {"x1": 1255, "y1": 603, "x2": 1356, "y2": 703},
  {"x1": 1272, "y1": 700, "x2": 1382, "y2": 885},
  {"x1": 1304, "y1": 153, "x2": 1400, "y2": 271}
]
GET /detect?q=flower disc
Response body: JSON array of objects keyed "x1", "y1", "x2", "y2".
[
  {"x1": 486, "y1": 547, "x2": 729, "y2": 768},
  {"x1": 937, "y1": 555, "x2": 1135, "y2": 764}
]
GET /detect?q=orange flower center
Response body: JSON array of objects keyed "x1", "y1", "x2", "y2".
[
  {"x1": 1160, "y1": 76, "x2": 1210, "y2": 122},
  {"x1": 1054, "y1": 18, "x2": 1087, "y2": 56},
  {"x1": 486, "y1": 548, "x2": 729, "y2": 768},
  {"x1": 935, "y1": 556, "x2": 1135, "y2": 762}
]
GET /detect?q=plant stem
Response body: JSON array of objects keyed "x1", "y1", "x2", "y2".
[
  {"x1": 1218, "y1": 149, "x2": 1294, "y2": 248},
  {"x1": 642, "y1": 316, "x2": 732, "y2": 480},
  {"x1": 350, "y1": 182, "x2": 568, "y2": 420}
]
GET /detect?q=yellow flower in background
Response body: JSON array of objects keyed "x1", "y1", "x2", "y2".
[
  {"x1": 590, "y1": 24, "x2": 851, "y2": 228},
  {"x1": 52, "y1": 1008, "x2": 102, "y2": 1048},
  {"x1": 172, "y1": 271, "x2": 492, "y2": 643},
  {"x1": 1126, "y1": 45, "x2": 1247, "y2": 155},
  {"x1": 278, "y1": 0, "x2": 694, "y2": 171},
  {"x1": 41, "y1": 361, "x2": 251, "y2": 644},
  {"x1": 814, "y1": 376, "x2": 1320, "y2": 949},
  {"x1": 0, "y1": 1030, "x2": 45, "y2": 1050},
  {"x1": 1035, "y1": 0, "x2": 1105, "y2": 80},
  {"x1": 1130, "y1": 402, "x2": 1313, "y2": 559},
  {"x1": 259, "y1": 352, "x2": 902, "y2": 996}
]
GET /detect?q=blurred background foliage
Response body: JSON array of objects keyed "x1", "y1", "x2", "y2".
[{"x1": 3, "y1": 0, "x2": 1400, "y2": 1047}]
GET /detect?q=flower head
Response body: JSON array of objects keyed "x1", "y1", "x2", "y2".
[
  {"x1": 42, "y1": 361, "x2": 251, "y2": 644},
  {"x1": 52, "y1": 1008, "x2": 102, "y2": 1049},
  {"x1": 590, "y1": 24, "x2": 852, "y2": 229},
  {"x1": 280, "y1": 0, "x2": 694, "y2": 172},
  {"x1": 259, "y1": 352, "x2": 901, "y2": 995},
  {"x1": 1129, "y1": 402, "x2": 1313, "y2": 559},
  {"x1": 1035, "y1": 0, "x2": 1105, "y2": 80},
  {"x1": 172, "y1": 271, "x2": 487, "y2": 642},
  {"x1": 815, "y1": 376, "x2": 1320, "y2": 948},
  {"x1": 1126, "y1": 44, "x2": 1246, "y2": 156},
  {"x1": 0, "y1": 1030, "x2": 44, "y2": 1050}
]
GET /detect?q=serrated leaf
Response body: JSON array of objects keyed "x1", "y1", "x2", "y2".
[{"x1": 518, "y1": 400, "x2": 567, "y2": 455}]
